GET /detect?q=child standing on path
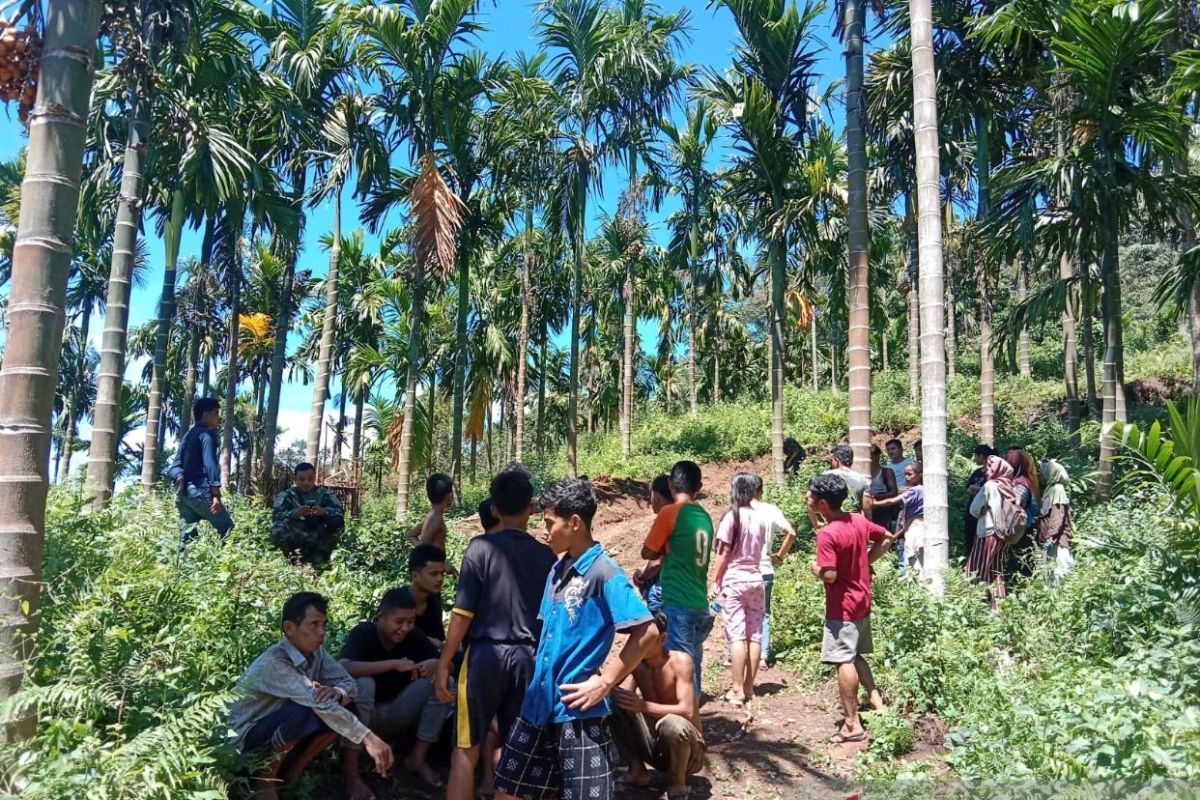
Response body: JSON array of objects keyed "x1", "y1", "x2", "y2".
[
  {"x1": 632, "y1": 474, "x2": 672, "y2": 614},
  {"x1": 709, "y1": 473, "x2": 769, "y2": 707},
  {"x1": 436, "y1": 467, "x2": 557, "y2": 800},
  {"x1": 642, "y1": 461, "x2": 716, "y2": 701},
  {"x1": 808, "y1": 474, "x2": 891, "y2": 743},
  {"x1": 749, "y1": 475, "x2": 796, "y2": 668},
  {"x1": 494, "y1": 479, "x2": 658, "y2": 800}
]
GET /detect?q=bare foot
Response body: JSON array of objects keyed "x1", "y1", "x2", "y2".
[
  {"x1": 342, "y1": 772, "x2": 376, "y2": 800},
  {"x1": 402, "y1": 756, "x2": 444, "y2": 788}
]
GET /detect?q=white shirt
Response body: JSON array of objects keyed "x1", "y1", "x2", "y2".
[{"x1": 750, "y1": 500, "x2": 790, "y2": 576}]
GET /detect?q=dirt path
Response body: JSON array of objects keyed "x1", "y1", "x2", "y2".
[
  {"x1": 569, "y1": 460, "x2": 871, "y2": 800},
  {"x1": 344, "y1": 459, "x2": 936, "y2": 800}
]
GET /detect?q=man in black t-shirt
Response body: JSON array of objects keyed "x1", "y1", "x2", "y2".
[
  {"x1": 435, "y1": 465, "x2": 557, "y2": 800},
  {"x1": 340, "y1": 587, "x2": 452, "y2": 797},
  {"x1": 408, "y1": 544, "x2": 447, "y2": 645}
]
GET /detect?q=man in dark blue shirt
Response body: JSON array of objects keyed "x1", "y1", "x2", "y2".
[{"x1": 167, "y1": 397, "x2": 233, "y2": 548}]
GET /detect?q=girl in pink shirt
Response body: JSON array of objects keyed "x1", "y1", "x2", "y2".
[{"x1": 710, "y1": 473, "x2": 769, "y2": 706}]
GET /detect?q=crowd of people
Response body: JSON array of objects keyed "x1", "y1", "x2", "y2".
[{"x1": 166, "y1": 397, "x2": 1073, "y2": 799}]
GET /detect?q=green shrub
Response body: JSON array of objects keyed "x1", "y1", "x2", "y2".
[{"x1": 0, "y1": 490, "x2": 470, "y2": 799}]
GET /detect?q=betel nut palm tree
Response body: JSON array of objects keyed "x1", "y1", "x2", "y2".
[
  {"x1": 908, "y1": 0, "x2": 949, "y2": 591},
  {"x1": 700, "y1": 0, "x2": 823, "y2": 483},
  {"x1": 354, "y1": 0, "x2": 475, "y2": 519},
  {"x1": 0, "y1": 0, "x2": 103, "y2": 714}
]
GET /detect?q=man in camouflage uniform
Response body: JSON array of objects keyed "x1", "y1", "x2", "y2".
[{"x1": 272, "y1": 462, "x2": 345, "y2": 566}]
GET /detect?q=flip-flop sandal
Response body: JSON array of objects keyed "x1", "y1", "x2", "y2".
[
  {"x1": 722, "y1": 690, "x2": 746, "y2": 707},
  {"x1": 666, "y1": 790, "x2": 692, "y2": 800},
  {"x1": 828, "y1": 730, "x2": 867, "y2": 744}
]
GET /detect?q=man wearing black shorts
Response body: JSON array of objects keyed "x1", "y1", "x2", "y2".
[{"x1": 436, "y1": 465, "x2": 557, "y2": 800}]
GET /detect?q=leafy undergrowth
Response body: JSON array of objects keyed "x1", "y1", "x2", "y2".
[
  {"x1": 0, "y1": 491, "x2": 468, "y2": 799},
  {"x1": 764, "y1": 480, "x2": 1200, "y2": 794}
]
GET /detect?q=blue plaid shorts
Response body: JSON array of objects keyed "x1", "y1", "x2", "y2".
[{"x1": 493, "y1": 715, "x2": 615, "y2": 800}]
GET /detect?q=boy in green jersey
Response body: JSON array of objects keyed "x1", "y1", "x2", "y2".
[{"x1": 642, "y1": 460, "x2": 715, "y2": 700}]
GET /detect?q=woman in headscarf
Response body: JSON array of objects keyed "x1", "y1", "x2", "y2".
[
  {"x1": 966, "y1": 456, "x2": 1020, "y2": 605},
  {"x1": 1038, "y1": 459, "x2": 1074, "y2": 578},
  {"x1": 1003, "y1": 449, "x2": 1039, "y2": 576},
  {"x1": 963, "y1": 444, "x2": 994, "y2": 559}
]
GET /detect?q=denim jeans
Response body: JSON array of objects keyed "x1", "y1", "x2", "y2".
[
  {"x1": 761, "y1": 573, "x2": 775, "y2": 662},
  {"x1": 664, "y1": 606, "x2": 713, "y2": 700},
  {"x1": 177, "y1": 485, "x2": 235, "y2": 550}
]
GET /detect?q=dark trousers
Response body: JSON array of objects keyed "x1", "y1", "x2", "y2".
[{"x1": 242, "y1": 701, "x2": 334, "y2": 753}]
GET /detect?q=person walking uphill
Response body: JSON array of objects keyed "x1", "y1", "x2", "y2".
[
  {"x1": 642, "y1": 461, "x2": 715, "y2": 701},
  {"x1": 808, "y1": 474, "x2": 891, "y2": 743},
  {"x1": 494, "y1": 478, "x2": 658, "y2": 800},
  {"x1": 436, "y1": 466, "x2": 557, "y2": 800},
  {"x1": 167, "y1": 397, "x2": 233, "y2": 549}
]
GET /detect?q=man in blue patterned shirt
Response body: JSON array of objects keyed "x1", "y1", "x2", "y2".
[
  {"x1": 494, "y1": 478, "x2": 658, "y2": 800},
  {"x1": 167, "y1": 397, "x2": 233, "y2": 549}
]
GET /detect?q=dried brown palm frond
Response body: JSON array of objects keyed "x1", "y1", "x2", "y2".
[{"x1": 411, "y1": 151, "x2": 467, "y2": 278}]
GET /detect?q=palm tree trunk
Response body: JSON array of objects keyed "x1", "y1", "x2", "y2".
[
  {"x1": 769, "y1": 236, "x2": 787, "y2": 483},
  {"x1": 622, "y1": 144, "x2": 638, "y2": 456},
  {"x1": 515, "y1": 207, "x2": 533, "y2": 463},
  {"x1": 202, "y1": 353, "x2": 212, "y2": 397},
  {"x1": 810, "y1": 312, "x2": 819, "y2": 390},
  {"x1": 428, "y1": 370, "x2": 437, "y2": 468},
  {"x1": 180, "y1": 328, "x2": 201, "y2": 433},
  {"x1": 335, "y1": 386, "x2": 348, "y2": 469},
  {"x1": 86, "y1": 92, "x2": 152, "y2": 510},
  {"x1": 688, "y1": 223, "x2": 700, "y2": 416},
  {"x1": 537, "y1": 326, "x2": 548, "y2": 461},
  {"x1": 945, "y1": 202, "x2": 957, "y2": 381},
  {"x1": 1061, "y1": 249, "x2": 1081, "y2": 448},
  {"x1": 713, "y1": 344, "x2": 721, "y2": 403},
  {"x1": 352, "y1": 392, "x2": 365, "y2": 472},
  {"x1": 1017, "y1": 256, "x2": 1031, "y2": 378},
  {"x1": 451, "y1": 236, "x2": 469, "y2": 485},
  {"x1": 831, "y1": 322, "x2": 839, "y2": 390},
  {"x1": 0, "y1": 0, "x2": 102, "y2": 715},
  {"x1": 306, "y1": 189, "x2": 342, "y2": 464},
  {"x1": 621, "y1": 259, "x2": 635, "y2": 457},
  {"x1": 394, "y1": 279, "x2": 426, "y2": 520},
  {"x1": 881, "y1": 331, "x2": 888, "y2": 372},
  {"x1": 1097, "y1": 144, "x2": 1125, "y2": 500},
  {"x1": 486, "y1": 395, "x2": 495, "y2": 474},
  {"x1": 62, "y1": 305, "x2": 91, "y2": 483},
  {"x1": 910, "y1": 0, "x2": 949, "y2": 592},
  {"x1": 1082, "y1": 268, "x2": 1098, "y2": 412},
  {"x1": 843, "y1": 0, "x2": 872, "y2": 475},
  {"x1": 568, "y1": 169, "x2": 585, "y2": 479},
  {"x1": 261, "y1": 172, "x2": 306, "y2": 493},
  {"x1": 141, "y1": 189, "x2": 186, "y2": 489},
  {"x1": 247, "y1": 373, "x2": 262, "y2": 493},
  {"x1": 979, "y1": 269, "x2": 995, "y2": 446},
  {"x1": 975, "y1": 109, "x2": 994, "y2": 446},
  {"x1": 906, "y1": 194, "x2": 920, "y2": 404},
  {"x1": 220, "y1": 214, "x2": 241, "y2": 489}
]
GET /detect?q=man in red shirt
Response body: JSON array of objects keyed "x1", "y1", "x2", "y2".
[{"x1": 808, "y1": 473, "x2": 893, "y2": 743}]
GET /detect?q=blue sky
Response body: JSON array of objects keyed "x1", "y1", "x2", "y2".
[{"x1": 0, "y1": 0, "x2": 859, "y2": 465}]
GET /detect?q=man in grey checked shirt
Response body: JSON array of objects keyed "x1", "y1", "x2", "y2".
[{"x1": 228, "y1": 592, "x2": 393, "y2": 799}]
